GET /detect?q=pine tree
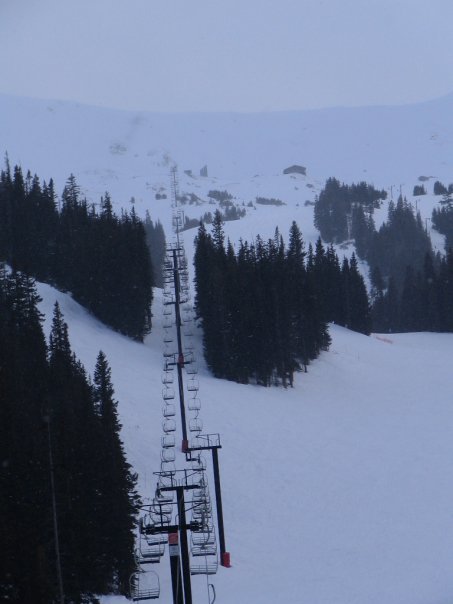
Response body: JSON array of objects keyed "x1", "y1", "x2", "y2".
[
  {"x1": 383, "y1": 276, "x2": 400, "y2": 332},
  {"x1": 0, "y1": 271, "x2": 52, "y2": 604},
  {"x1": 93, "y1": 351, "x2": 140, "y2": 594},
  {"x1": 345, "y1": 254, "x2": 372, "y2": 334},
  {"x1": 399, "y1": 266, "x2": 422, "y2": 332},
  {"x1": 194, "y1": 222, "x2": 332, "y2": 386},
  {"x1": 434, "y1": 180, "x2": 448, "y2": 195},
  {"x1": 47, "y1": 305, "x2": 111, "y2": 600},
  {"x1": 144, "y1": 212, "x2": 166, "y2": 288}
]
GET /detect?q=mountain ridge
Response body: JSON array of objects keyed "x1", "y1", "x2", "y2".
[{"x1": 1, "y1": 91, "x2": 453, "y2": 202}]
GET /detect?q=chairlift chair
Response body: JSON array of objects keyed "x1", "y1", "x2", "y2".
[
  {"x1": 162, "y1": 418, "x2": 176, "y2": 433},
  {"x1": 130, "y1": 570, "x2": 160, "y2": 601},
  {"x1": 162, "y1": 403, "x2": 176, "y2": 418},
  {"x1": 190, "y1": 560, "x2": 218, "y2": 576},
  {"x1": 188, "y1": 398, "x2": 201, "y2": 411},
  {"x1": 161, "y1": 371, "x2": 174, "y2": 385},
  {"x1": 187, "y1": 378, "x2": 199, "y2": 391},
  {"x1": 189, "y1": 418, "x2": 203, "y2": 433},
  {"x1": 162, "y1": 387, "x2": 175, "y2": 400},
  {"x1": 161, "y1": 447, "x2": 175, "y2": 462},
  {"x1": 161, "y1": 434, "x2": 175, "y2": 448}
]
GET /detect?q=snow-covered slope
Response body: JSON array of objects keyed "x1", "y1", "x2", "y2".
[
  {"x1": 6, "y1": 92, "x2": 453, "y2": 602},
  {"x1": 36, "y1": 281, "x2": 453, "y2": 604},
  {"x1": 1, "y1": 92, "x2": 453, "y2": 212},
  {"x1": 1, "y1": 92, "x2": 451, "y2": 265}
]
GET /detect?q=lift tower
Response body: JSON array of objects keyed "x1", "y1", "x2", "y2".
[{"x1": 132, "y1": 167, "x2": 230, "y2": 604}]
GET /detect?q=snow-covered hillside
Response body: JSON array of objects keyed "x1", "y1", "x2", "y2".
[
  {"x1": 1, "y1": 92, "x2": 453, "y2": 222},
  {"x1": 5, "y1": 92, "x2": 453, "y2": 602},
  {"x1": 36, "y1": 280, "x2": 453, "y2": 604},
  {"x1": 1, "y1": 92, "x2": 452, "y2": 267}
]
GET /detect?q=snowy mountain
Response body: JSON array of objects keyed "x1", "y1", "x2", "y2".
[
  {"x1": 2, "y1": 92, "x2": 452, "y2": 263},
  {"x1": 2, "y1": 91, "x2": 453, "y2": 217},
  {"x1": 4, "y1": 92, "x2": 453, "y2": 602},
  {"x1": 2, "y1": 92, "x2": 453, "y2": 190}
]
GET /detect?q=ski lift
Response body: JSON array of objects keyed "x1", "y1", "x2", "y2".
[
  {"x1": 162, "y1": 403, "x2": 176, "y2": 418},
  {"x1": 191, "y1": 541, "x2": 217, "y2": 557},
  {"x1": 208, "y1": 584, "x2": 216, "y2": 604},
  {"x1": 190, "y1": 560, "x2": 218, "y2": 575},
  {"x1": 161, "y1": 371, "x2": 174, "y2": 385},
  {"x1": 162, "y1": 418, "x2": 176, "y2": 433},
  {"x1": 161, "y1": 447, "x2": 175, "y2": 462},
  {"x1": 138, "y1": 531, "x2": 165, "y2": 563},
  {"x1": 130, "y1": 569, "x2": 160, "y2": 601},
  {"x1": 163, "y1": 345, "x2": 174, "y2": 358},
  {"x1": 187, "y1": 378, "x2": 199, "y2": 392},
  {"x1": 160, "y1": 460, "x2": 176, "y2": 475},
  {"x1": 185, "y1": 363, "x2": 198, "y2": 375},
  {"x1": 189, "y1": 418, "x2": 203, "y2": 433},
  {"x1": 161, "y1": 434, "x2": 175, "y2": 448},
  {"x1": 162, "y1": 387, "x2": 175, "y2": 400},
  {"x1": 146, "y1": 533, "x2": 168, "y2": 546},
  {"x1": 188, "y1": 398, "x2": 201, "y2": 411}
]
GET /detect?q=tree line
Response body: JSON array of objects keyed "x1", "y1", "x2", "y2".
[
  {"x1": 432, "y1": 193, "x2": 453, "y2": 251},
  {"x1": 314, "y1": 177, "x2": 387, "y2": 243},
  {"x1": 371, "y1": 250, "x2": 453, "y2": 332},
  {"x1": 352, "y1": 195, "x2": 433, "y2": 285},
  {"x1": 0, "y1": 163, "x2": 156, "y2": 341},
  {"x1": 0, "y1": 268, "x2": 139, "y2": 603},
  {"x1": 315, "y1": 178, "x2": 453, "y2": 333},
  {"x1": 194, "y1": 212, "x2": 370, "y2": 387},
  {"x1": 351, "y1": 194, "x2": 453, "y2": 333}
]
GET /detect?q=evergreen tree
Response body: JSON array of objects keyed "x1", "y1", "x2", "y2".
[
  {"x1": 93, "y1": 351, "x2": 140, "y2": 594},
  {"x1": 0, "y1": 270, "x2": 51, "y2": 604},
  {"x1": 314, "y1": 177, "x2": 385, "y2": 244},
  {"x1": 432, "y1": 198, "x2": 453, "y2": 251},
  {"x1": 194, "y1": 222, "x2": 332, "y2": 386},
  {"x1": 384, "y1": 276, "x2": 401, "y2": 332},
  {"x1": 434, "y1": 180, "x2": 448, "y2": 195},
  {"x1": 438, "y1": 249, "x2": 453, "y2": 331},
  {"x1": 413, "y1": 184, "x2": 426, "y2": 196},
  {"x1": 370, "y1": 266, "x2": 386, "y2": 331},
  {"x1": 0, "y1": 167, "x2": 154, "y2": 341},
  {"x1": 367, "y1": 196, "x2": 433, "y2": 286},
  {"x1": 420, "y1": 253, "x2": 440, "y2": 331},
  {"x1": 343, "y1": 254, "x2": 372, "y2": 334},
  {"x1": 144, "y1": 212, "x2": 166, "y2": 288},
  {"x1": 351, "y1": 204, "x2": 375, "y2": 259},
  {"x1": 47, "y1": 305, "x2": 136, "y2": 601}
]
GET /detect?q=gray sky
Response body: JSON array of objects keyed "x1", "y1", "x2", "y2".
[{"x1": 1, "y1": 0, "x2": 453, "y2": 112}]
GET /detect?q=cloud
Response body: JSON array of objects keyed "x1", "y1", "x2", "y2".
[{"x1": 1, "y1": 0, "x2": 453, "y2": 112}]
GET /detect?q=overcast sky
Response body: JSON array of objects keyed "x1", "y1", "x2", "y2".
[{"x1": 1, "y1": 0, "x2": 453, "y2": 112}]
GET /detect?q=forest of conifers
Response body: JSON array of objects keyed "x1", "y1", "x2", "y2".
[{"x1": 0, "y1": 270, "x2": 139, "y2": 603}]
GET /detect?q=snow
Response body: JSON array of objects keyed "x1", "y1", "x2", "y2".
[
  {"x1": 2, "y1": 92, "x2": 453, "y2": 210},
  {"x1": 1, "y1": 92, "x2": 450, "y2": 264},
  {"x1": 5, "y1": 91, "x2": 453, "y2": 602},
  {"x1": 36, "y1": 281, "x2": 453, "y2": 604}
]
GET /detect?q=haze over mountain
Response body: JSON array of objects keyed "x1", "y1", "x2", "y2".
[
  {"x1": 2, "y1": 0, "x2": 453, "y2": 113},
  {"x1": 2, "y1": 91, "x2": 453, "y2": 209}
]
